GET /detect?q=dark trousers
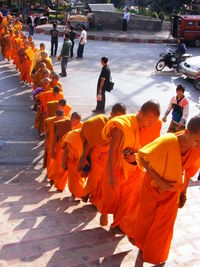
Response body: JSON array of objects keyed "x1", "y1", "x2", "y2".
[
  {"x1": 61, "y1": 57, "x2": 68, "y2": 76},
  {"x1": 96, "y1": 87, "x2": 106, "y2": 111},
  {"x1": 51, "y1": 40, "x2": 58, "y2": 56},
  {"x1": 71, "y1": 41, "x2": 74, "y2": 57},
  {"x1": 122, "y1": 19, "x2": 128, "y2": 32},
  {"x1": 77, "y1": 44, "x2": 85, "y2": 58},
  {"x1": 29, "y1": 25, "x2": 34, "y2": 36}
]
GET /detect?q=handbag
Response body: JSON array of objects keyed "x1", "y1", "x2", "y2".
[{"x1": 106, "y1": 75, "x2": 114, "y2": 92}]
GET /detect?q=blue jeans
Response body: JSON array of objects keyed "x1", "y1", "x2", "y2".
[
  {"x1": 77, "y1": 44, "x2": 85, "y2": 58},
  {"x1": 29, "y1": 26, "x2": 34, "y2": 36},
  {"x1": 61, "y1": 57, "x2": 68, "y2": 76}
]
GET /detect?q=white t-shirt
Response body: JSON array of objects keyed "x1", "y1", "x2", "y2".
[{"x1": 80, "y1": 30, "x2": 87, "y2": 45}]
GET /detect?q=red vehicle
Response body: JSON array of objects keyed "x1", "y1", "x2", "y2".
[{"x1": 172, "y1": 15, "x2": 200, "y2": 47}]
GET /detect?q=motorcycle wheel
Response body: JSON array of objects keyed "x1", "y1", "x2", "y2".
[
  {"x1": 194, "y1": 79, "x2": 200, "y2": 90},
  {"x1": 155, "y1": 60, "x2": 166, "y2": 71}
]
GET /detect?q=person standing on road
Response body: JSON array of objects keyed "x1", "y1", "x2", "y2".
[
  {"x1": 162, "y1": 84, "x2": 189, "y2": 133},
  {"x1": 50, "y1": 23, "x2": 59, "y2": 57},
  {"x1": 59, "y1": 33, "x2": 72, "y2": 77},
  {"x1": 69, "y1": 26, "x2": 76, "y2": 58},
  {"x1": 92, "y1": 57, "x2": 111, "y2": 113},
  {"x1": 27, "y1": 11, "x2": 37, "y2": 36},
  {"x1": 176, "y1": 38, "x2": 186, "y2": 72},
  {"x1": 122, "y1": 7, "x2": 130, "y2": 33},
  {"x1": 77, "y1": 25, "x2": 87, "y2": 58}
]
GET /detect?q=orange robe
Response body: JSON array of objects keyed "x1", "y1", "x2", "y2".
[
  {"x1": 97, "y1": 114, "x2": 141, "y2": 215},
  {"x1": 134, "y1": 133, "x2": 200, "y2": 264},
  {"x1": 39, "y1": 91, "x2": 64, "y2": 115},
  {"x1": 43, "y1": 116, "x2": 56, "y2": 171},
  {"x1": 1, "y1": 32, "x2": 9, "y2": 58},
  {"x1": 80, "y1": 115, "x2": 109, "y2": 204},
  {"x1": 62, "y1": 129, "x2": 86, "y2": 198},
  {"x1": 34, "y1": 58, "x2": 53, "y2": 72},
  {"x1": 50, "y1": 81, "x2": 63, "y2": 92},
  {"x1": 5, "y1": 34, "x2": 13, "y2": 60},
  {"x1": 112, "y1": 119, "x2": 162, "y2": 228},
  {"x1": 50, "y1": 118, "x2": 72, "y2": 191}
]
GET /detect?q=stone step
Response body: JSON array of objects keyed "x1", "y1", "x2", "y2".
[{"x1": 0, "y1": 228, "x2": 132, "y2": 266}]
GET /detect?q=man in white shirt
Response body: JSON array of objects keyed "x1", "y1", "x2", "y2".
[
  {"x1": 27, "y1": 11, "x2": 37, "y2": 36},
  {"x1": 77, "y1": 25, "x2": 87, "y2": 58},
  {"x1": 122, "y1": 7, "x2": 130, "y2": 33}
]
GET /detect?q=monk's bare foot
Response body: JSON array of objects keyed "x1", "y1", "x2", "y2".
[
  {"x1": 134, "y1": 250, "x2": 143, "y2": 267},
  {"x1": 49, "y1": 180, "x2": 54, "y2": 186},
  {"x1": 82, "y1": 194, "x2": 89, "y2": 203},
  {"x1": 128, "y1": 237, "x2": 136, "y2": 245},
  {"x1": 100, "y1": 214, "x2": 108, "y2": 226}
]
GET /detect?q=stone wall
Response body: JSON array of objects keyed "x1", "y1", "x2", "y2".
[{"x1": 93, "y1": 11, "x2": 163, "y2": 31}]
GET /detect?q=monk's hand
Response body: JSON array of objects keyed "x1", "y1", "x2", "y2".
[
  {"x1": 157, "y1": 179, "x2": 177, "y2": 192},
  {"x1": 179, "y1": 192, "x2": 187, "y2": 208},
  {"x1": 178, "y1": 122, "x2": 184, "y2": 128},
  {"x1": 162, "y1": 116, "x2": 167, "y2": 123},
  {"x1": 109, "y1": 175, "x2": 118, "y2": 189},
  {"x1": 124, "y1": 153, "x2": 136, "y2": 163}
]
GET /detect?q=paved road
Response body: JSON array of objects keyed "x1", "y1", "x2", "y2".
[
  {"x1": 34, "y1": 34, "x2": 200, "y2": 124},
  {"x1": 0, "y1": 36, "x2": 200, "y2": 266}
]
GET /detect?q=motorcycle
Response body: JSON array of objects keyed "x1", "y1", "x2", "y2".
[{"x1": 155, "y1": 49, "x2": 192, "y2": 71}]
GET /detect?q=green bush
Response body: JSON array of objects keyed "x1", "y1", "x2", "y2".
[{"x1": 151, "y1": 11, "x2": 158, "y2": 19}]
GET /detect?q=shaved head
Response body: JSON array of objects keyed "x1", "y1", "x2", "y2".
[
  {"x1": 58, "y1": 99, "x2": 66, "y2": 106},
  {"x1": 140, "y1": 100, "x2": 160, "y2": 117},
  {"x1": 71, "y1": 112, "x2": 81, "y2": 121},
  {"x1": 111, "y1": 103, "x2": 126, "y2": 116},
  {"x1": 187, "y1": 116, "x2": 200, "y2": 134}
]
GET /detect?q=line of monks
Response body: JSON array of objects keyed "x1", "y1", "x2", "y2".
[{"x1": 1, "y1": 15, "x2": 200, "y2": 266}]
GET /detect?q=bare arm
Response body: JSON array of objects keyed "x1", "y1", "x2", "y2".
[
  {"x1": 98, "y1": 78, "x2": 105, "y2": 95},
  {"x1": 77, "y1": 140, "x2": 91, "y2": 171},
  {"x1": 139, "y1": 156, "x2": 177, "y2": 192},
  {"x1": 108, "y1": 128, "x2": 123, "y2": 189}
]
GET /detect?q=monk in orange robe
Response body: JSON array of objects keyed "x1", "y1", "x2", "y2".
[
  {"x1": 18, "y1": 41, "x2": 31, "y2": 82},
  {"x1": 134, "y1": 115, "x2": 200, "y2": 266},
  {"x1": 1, "y1": 27, "x2": 9, "y2": 58},
  {"x1": 79, "y1": 103, "x2": 127, "y2": 205},
  {"x1": 13, "y1": 18, "x2": 22, "y2": 32},
  {"x1": 97, "y1": 100, "x2": 161, "y2": 227},
  {"x1": 5, "y1": 29, "x2": 14, "y2": 61},
  {"x1": 33, "y1": 63, "x2": 50, "y2": 90},
  {"x1": 57, "y1": 99, "x2": 72, "y2": 118},
  {"x1": 30, "y1": 43, "x2": 46, "y2": 76},
  {"x1": 34, "y1": 51, "x2": 53, "y2": 73},
  {"x1": 50, "y1": 74, "x2": 63, "y2": 92},
  {"x1": 39, "y1": 86, "x2": 64, "y2": 119},
  {"x1": 43, "y1": 110, "x2": 65, "y2": 176},
  {"x1": 23, "y1": 41, "x2": 38, "y2": 84},
  {"x1": 14, "y1": 34, "x2": 26, "y2": 70},
  {"x1": 62, "y1": 129, "x2": 86, "y2": 201},
  {"x1": 35, "y1": 78, "x2": 52, "y2": 138},
  {"x1": 112, "y1": 118, "x2": 162, "y2": 230},
  {"x1": 50, "y1": 113, "x2": 82, "y2": 191},
  {"x1": 11, "y1": 30, "x2": 20, "y2": 64}
]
